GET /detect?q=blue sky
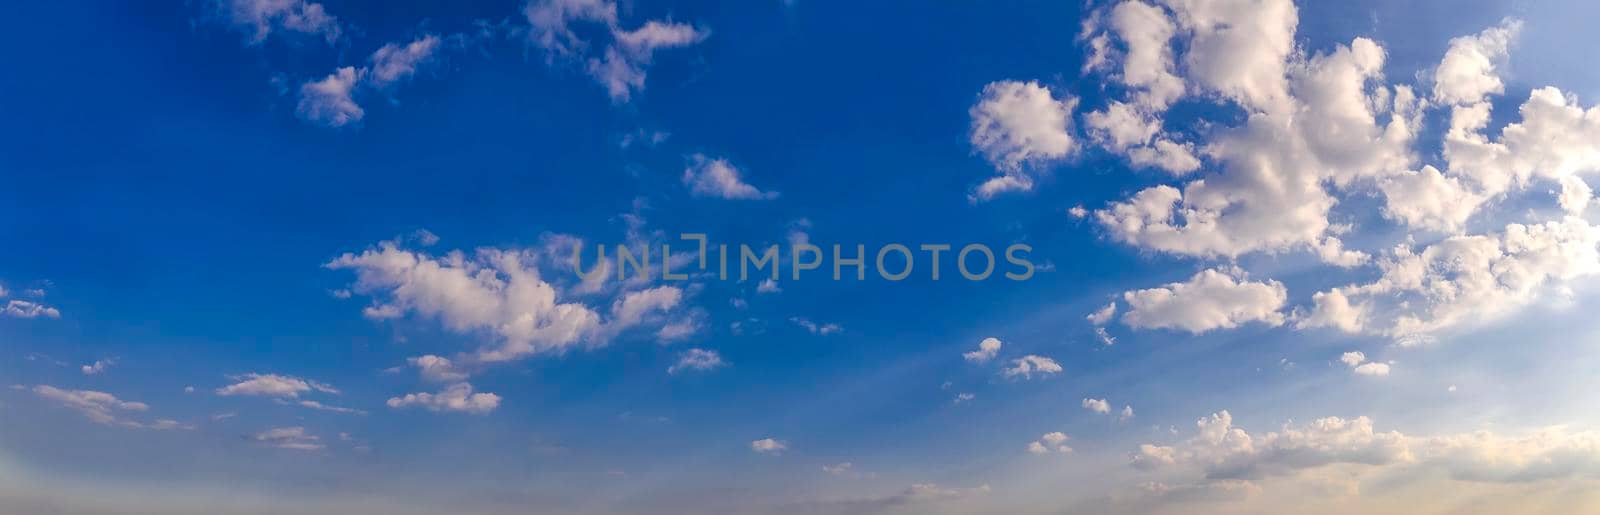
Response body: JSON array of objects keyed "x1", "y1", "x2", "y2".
[{"x1": 5, "y1": 1, "x2": 1600, "y2": 514}]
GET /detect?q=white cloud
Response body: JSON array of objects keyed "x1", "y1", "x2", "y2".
[
  {"x1": 296, "y1": 67, "x2": 363, "y2": 128},
  {"x1": 1120, "y1": 268, "x2": 1287, "y2": 333},
  {"x1": 756, "y1": 278, "x2": 781, "y2": 294},
  {"x1": 1132, "y1": 409, "x2": 1600, "y2": 489},
  {"x1": 3, "y1": 299, "x2": 60, "y2": 319},
  {"x1": 1559, "y1": 176, "x2": 1593, "y2": 215},
  {"x1": 297, "y1": 400, "x2": 366, "y2": 415},
  {"x1": 1339, "y1": 351, "x2": 1391, "y2": 377},
  {"x1": 668, "y1": 348, "x2": 726, "y2": 374},
  {"x1": 1087, "y1": 302, "x2": 1117, "y2": 326},
  {"x1": 751, "y1": 437, "x2": 788, "y2": 455},
  {"x1": 215, "y1": 373, "x2": 338, "y2": 398},
  {"x1": 1002, "y1": 355, "x2": 1062, "y2": 379},
  {"x1": 589, "y1": 21, "x2": 709, "y2": 102},
  {"x1": 32, "y1": 385, "x2": 182, "y2": 430},
  {"x1": 408, "y1": 355, "x2": 469, "y2": 383},
  {"x1": 963, "y1": 337, "x2": 1002, "y2": 363},
  {"x1": 1085, "y1": 4, "x2": 1426, "y2": 264},
  {"x1": 683, "y1": 155, "x2": 778, "y2": 200},
  {"x1": 1095, "y1": 327, "x2": 1118, "y2": 346},
  {"x1": 1129, "y1": 410, "x2": 1410, "y2": 478},
  {"x1": 1300, "y1": 218, "x2": 1600, "y2": 337},
  {"x1": 1432, "y1": 19, "x2": 1520, "y2": 106},
  {"x1": 790, "y1": 317, "x2": 842, "y2": 335},
  {"x1": 326, "y1": 239, "x2": 687, "y2": 363},
  {"x1": 386, "y1": 382, "x2": 501, "y2": 415},
  {"x1": 367, "y1": 35, "x2": 442, "y2": 88},
  {"x1": 1377, "y1": 165, "x2": 1486, "y2": 232},
  {"x1": 1353, "y1": 362, "x2": 1391, "y2": 377},
  {"x1": 1121, "y1": 405, "x2": 1136, "y2": 421},
  {"x1": 969, "y1": 80, "x2": 1077, "y2": 200},
  {"x1": 1083, "y1": 398, "x2": 1112, "y2": 414},
  {"x1": 822, "y1": 462, "x2": 854, "y2": 475},
  {"x1": 253, "y1": 426, "x2": 324, "y2": 451},
  {"x1": 295, "y1": 34, "x2": 444, "y2": 129},
  {"x1": 1028, "y1": 431, "x2": 1074, "y2": 454},
  {"x1": 525, "y1": 0, "x2": 708, "y2": 102},
  {"x1": 218, "y1": 0, "x2": 341, "y2": 45},
  {"x1": 80, "y1": 359, "x2": 115, "y2": 375}
]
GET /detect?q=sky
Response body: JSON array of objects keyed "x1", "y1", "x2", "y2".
[{"x1": 4, "y1": 0, "x2": 1600, "y2": 514}]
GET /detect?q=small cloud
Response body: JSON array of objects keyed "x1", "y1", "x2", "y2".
[
  {"x1": 668, "y1": 348, "x2": 726, "y2": 374},
  {"x1": 953, "y1": 392, "x2": 975, "y2": 405},
  {"x1": 1002, "y1": 355, "x2": 1061, "y2": 379},
  {"x1": 216, "y1": 373, "x2": 339, "y2": 398},
  {"x1": 1027, "y1": 432, "x2": 1072, "y2": 454},
  {"x1": 1082, "y1": 398, "x2": 1111, "y2": 414},
  {"x1": 81, "y1": 359, "x2": 116, "y2": 375},
  {"x1": 683, "y1": 155, "x2": 778, "y2": 200},
  {"x1": 822, "y1": 462, "x2": 854, "y2": 475},
  {"x1": 963, "y1": 337, "x2": 1002, "y2": 363},
  {"x1": 4, "y1": 299, "x2": 61, "y2": 319},
  {"x1": 387, "y1": 382, "x2": 500, "y2": 415},
  {"x1": 1340, "y1": 351, "x2": 1392, "y2": 377},
  {"x1": 751, "y1": 437, "x2": 788, "y2": 455}
]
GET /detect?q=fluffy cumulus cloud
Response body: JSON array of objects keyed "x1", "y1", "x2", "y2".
[
  {"x1": 215, "y1": 373, "x2": 339, "y2": 398},
  {"x1": 1120, "y1": 268, "x2": 1286, "y2": 333},
  {"x1": 1079, "y1": 1, "x2": 1200, "y2": 175},
  {"x1": 386, "y1": 382, "x2": 501, "y2": 414},
  {"x1": 80, "y1": 359, "x2": 115, "y2": 375},
  {"x1": 1002, "y1": 355, "x2": 1062, "y2": 379},
  {"x1": 408, "y1": 355, "x2": 470, "y2": 383},
  {"x1": 1028, "y1": 432, "x2": 1074, "y2": 454},
  {"x1": 3, "y1": 299, "x2": 60, "y2": 319},
  {"x1": 1080, "y1": 9, "x2": 1600, "y2": 280},
  {"x1": 1083, "y1": 0, "x2": 1421, "y2": 265},
  {"x1": 1299, "y1": 218, "x2": 1600, "y2": 338},
  {"x1": 1339, "y1": 351, "x2": 1391, "y2": 377},
  {"x1": 1086, "y1": 302, "x2": 1117, "y2": 326},
  {"x1": 525, "y1": 0, "x2": 708, "y2": 102},
  {"x1": 668, "y1": 348, "x2": 725, "y2": 374},
  {"x1": 968, "y1": 80, "x2": 1078, "y2": 200},
  {"x1": 325, "y1": 238, "x2": 687, "y2": 363},
  {"x1": 963, "y1": 337, "x2": 1002, "y2": 363},
  {"x1": 682, "y1": 154, "x2": 778, "y2": 200},
  {"x1": 1083, "y1": 398, "x2": 1112, "y2": 414}
]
